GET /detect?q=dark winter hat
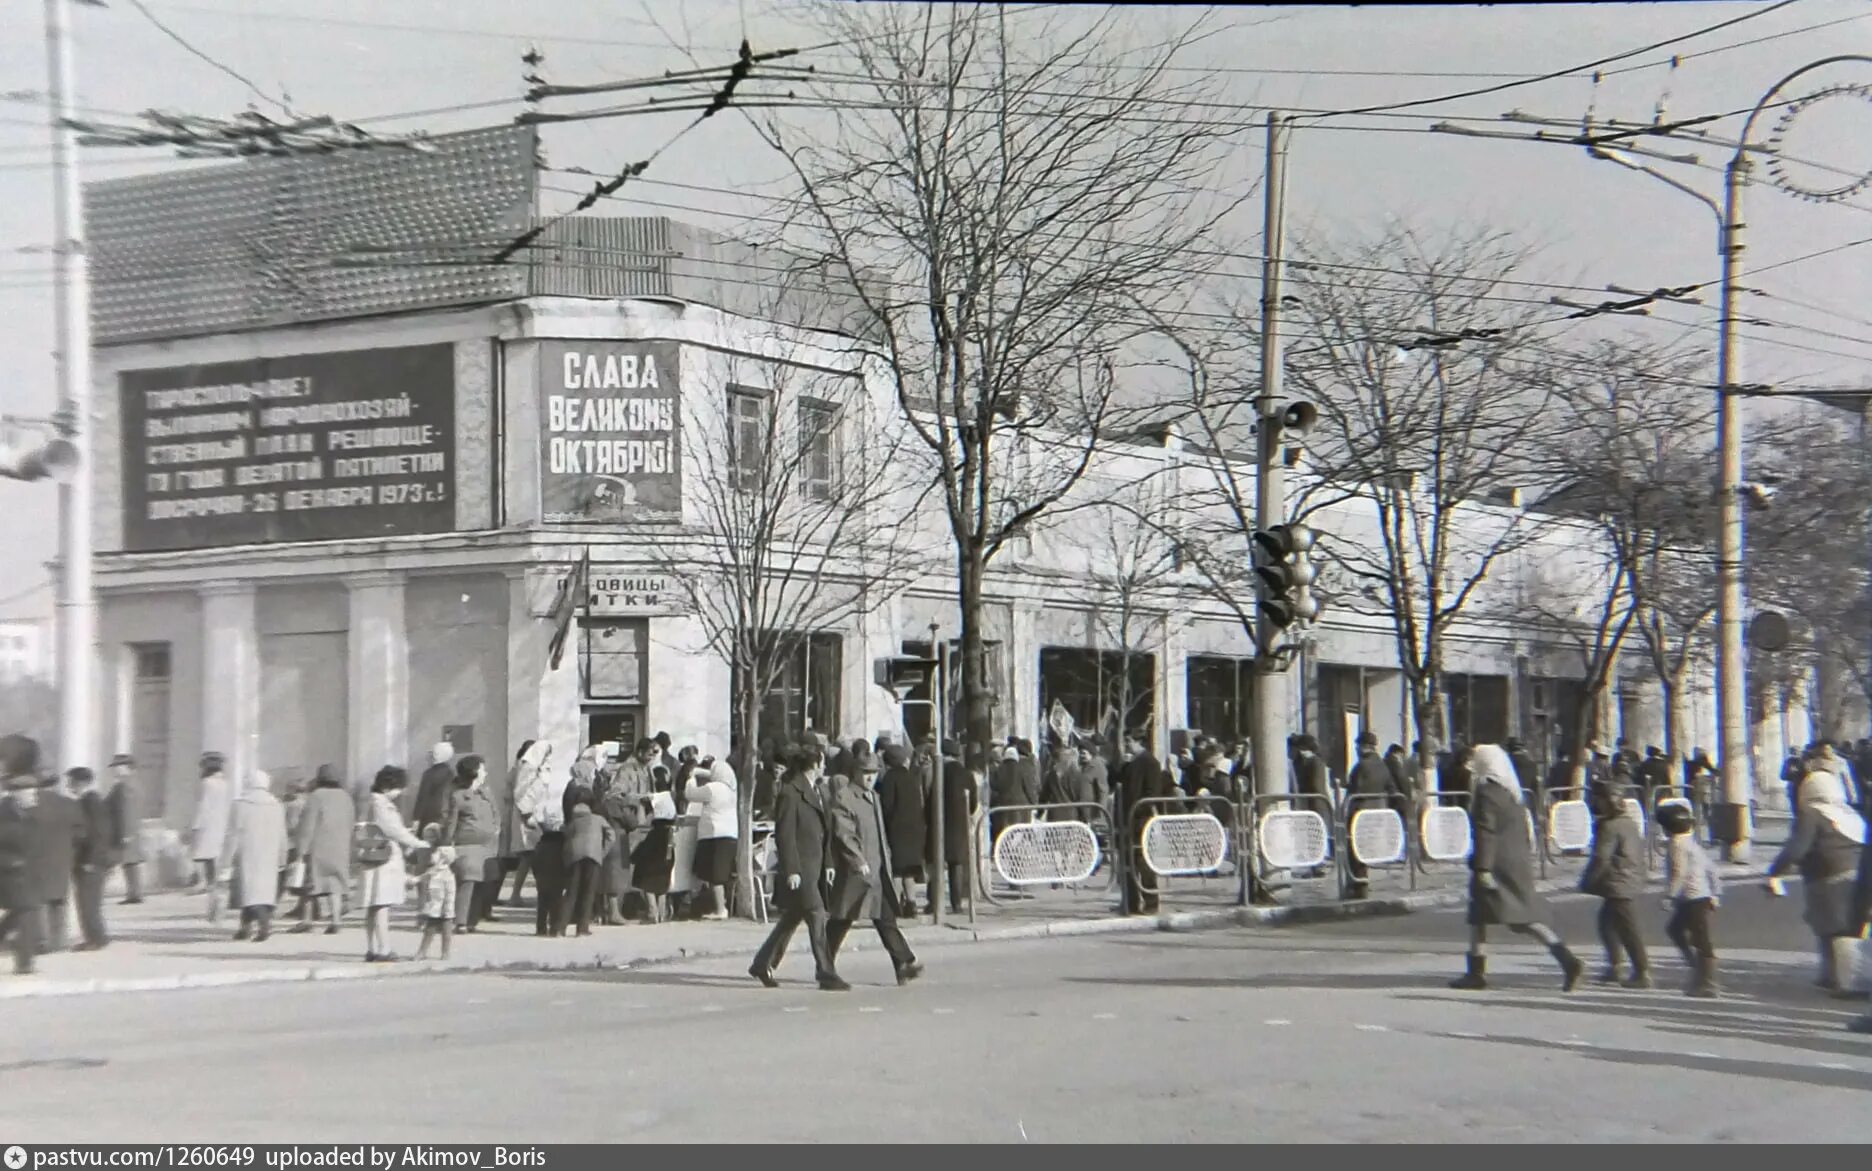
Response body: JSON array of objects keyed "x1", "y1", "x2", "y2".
[
  {"x1": 1656, "y1": 803, "x2": 1696, "y2": 836},
  {"x1": 882, "y1": 744, "x2": 911, "y2": 768},
  {"x1": 1357, "y1": 731, "x2": 1378, "y2": 747},
  {"x1": 850, "y1": 741, "x2": 880, "y2": 773}
]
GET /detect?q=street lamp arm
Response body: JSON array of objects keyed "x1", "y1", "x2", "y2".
[{"x1": 1587, "y1": 144, "x2": 1724, "y2": 229}]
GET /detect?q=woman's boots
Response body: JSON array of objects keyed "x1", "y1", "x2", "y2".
[{"x1": 1449, "y1": 955, "x2": 1487, "y2": 990}]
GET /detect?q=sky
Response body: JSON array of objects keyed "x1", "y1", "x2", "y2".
[{"x1": 0, "y1": 0, "x2": 1869, "y2": 623}]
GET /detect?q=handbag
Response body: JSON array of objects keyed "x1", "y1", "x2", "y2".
[{"x1": 353, "y1": 821, "x2": 393, "y2": 869}]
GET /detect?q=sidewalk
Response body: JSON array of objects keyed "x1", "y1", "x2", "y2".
[{"x1": 0, "y1": 849, "x2": 1773, "y2": 1000}]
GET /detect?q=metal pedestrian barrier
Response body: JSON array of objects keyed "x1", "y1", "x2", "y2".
[
  {"x1": 980, "y1": 801, "x2": 1117, "y2": 907},
  {"x1": 1340, "y1": 791, "x2": 1414, "y2": 895},
  {"x1": 1119, "y1": 795, "x2": 1235, "y2": 911},
  {"x1": 1535, "y1": 785, "x2": 1591, "y2": 881},
  {"x1": 1420, "y1": 791, "x2": 1473, "y2": 864},
  {"x1": 1249, "y1": 792, "x2": 1335, "y2": 895}
]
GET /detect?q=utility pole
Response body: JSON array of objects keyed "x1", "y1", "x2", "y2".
[
  {"x1": 47, "y1": 0, "x2": 94, "y2": 775},
  {"x1": 1250, "y1": 110, "x2": 1292, "y2": 801},
  {"x1": 1429, "y1": 55, "x2": 1872, "y2": 862}
]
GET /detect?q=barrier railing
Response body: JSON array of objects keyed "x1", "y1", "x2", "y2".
[
  {"x1": 1338, "y1": 791, "x2": 1414, "y2": 896},
  {"x1": 1644, "y1": 785, "x2": 1694, "y2": 871},
  {"x1": 1249, "y1": 792, "x2": 1336, "y2": 898},
  {"x1": 1537, "y1": 785, "x2": 1591, "y2": 880},
  {"x1": 977, "y1": 801, "x2": 1117, "y2": 908},
  {"x1": 1420, "y1": 790, "x2": 1474, "y2": 865},
  {"x1": 1119, "y1": 794, "x2": 1234, "y2": 912}
]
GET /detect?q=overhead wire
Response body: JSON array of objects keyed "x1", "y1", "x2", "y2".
[
  {"x1": 122, "y1": 0, "x2": 296, "y2": 117},
  {"x1": 1299, "y1": 0, "x2": 1804, "y2": 121}
]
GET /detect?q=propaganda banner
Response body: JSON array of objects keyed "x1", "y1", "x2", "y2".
[
  {"x1": 118, "y1": 344, "x2": 456, "y2": 552},
  {"x1": 538, "y1": 340, "x2": 681, "y2": 523}
]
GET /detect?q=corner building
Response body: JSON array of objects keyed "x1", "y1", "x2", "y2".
[{"x1": 84, "y1": 126, "x2": 1713, "y2": 831}]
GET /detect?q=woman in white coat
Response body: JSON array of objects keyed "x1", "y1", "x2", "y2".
[
  {"x1": 360, "y1": 765, "x2": 426, "y2": 963},
  {"x1": 685, "y1": 756, "x2": 738, "y2": 920},
  {"x1": 190, "y1": 752, "x2": 233, "y2": 925},
  {"x1": 219, "y1": 771, "x2": 289, "y2": 943}
]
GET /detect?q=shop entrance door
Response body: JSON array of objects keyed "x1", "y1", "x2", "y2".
[{"x1": 583, "y1": 706, "x2": 643, "y2": 754}]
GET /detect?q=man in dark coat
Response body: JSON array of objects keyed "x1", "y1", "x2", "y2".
[
  {"x1": 66, "y1": 768, "x2": 111, "y2": 951},
  {"x1": 1637, "y1": 746, "x2": 1670, "y2": 796},
  {"x1": 1290, "y1": 735, "x2": 1330, "y2": 805},
  {"x1": 927, "y1": 743, "x2": 980, "y2": 915},
  {"x1": 0, "y1": 735, "x2": 54, "y2": 974},
  {"x1": 1039, "y1": 738, "x2": 1083, "y2": 811},
  {"x1": 1014, "y1": 739, "x2": 1040, "y2": 807},
  {"x1": 874, "y1": 743, "x2": 928, "y2": 916},
  {"x1": 1116, "y1": 734, "x2": 1176, "y2": 914},
  {"x1": 105, "y1": 754, "x2": 145, "y2": 905},
  {"x1": 749, "y1": 743, "x2": 846, "y2": 992},
  {"x1": 1345, "y1": 732, "x2": 1398, "y2": 896},
  {"x1": 35, "y1": 771, "x2": 85, "y2": 953}
]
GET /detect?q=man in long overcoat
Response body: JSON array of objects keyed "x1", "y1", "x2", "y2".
[
  {"x1": 749, "y1": 744, "x2": 845, "y2": 991},
  {"x1": 105, "y1": 754, "x2": 145, "y2": 905},
  {"x1": 1116, "y1": 734, "x2": 1176, "y2": 915},
  {"x1": 411, "y1": 742, "x2": 456, "y2": 832},
  {"x1": 0, "y1": 735, "x2": 55, "y2": 973},
  {"x1": 874, "y1": 744, "x2": 927, "y2": 917},
  {"x1": 825, "y1": 761, "x2": 920, "y2": 984},
  {"x1": 35, "y1": 770, "x2": 85, "y2": 952},
  {"x1": 1345, "y1": 732, "x2": 1399, "y2": 897},
  {"x1": 67, "y1": 768, "x2": 112, "y2": 950}
]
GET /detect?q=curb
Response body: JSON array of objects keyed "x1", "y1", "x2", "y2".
[{"x1": 2, "y1": 865, "x2": 1733, "y2": 1000}]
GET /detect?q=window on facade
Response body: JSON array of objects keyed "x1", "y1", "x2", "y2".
[
  {"x1": 798, "y1": 398, "x2": 839, "y2": 502},
  {"x1": 1445, "y1": 673, "x2": 1510, "y2": 746},
  {"x1": 1039, "y1": 647, "x2": 1155, "y2": 752},
  {"x1": 582, "y1": 620, "x2": 646, "y2": 703},
  {"x1": 730, "y1": 631, "x2": 843, "y2": 749},
  {"x1": 900, "y1": 639, "x2": 1006, "y2": 743},
  {"x1": 727, "y1": 387, "x2": 770, "y2": 493},
  {"x1": 1186, "y1": 655, "x2": 1252, "y2": 741},
  {"x1": 134, "y1": 643, "x2": 172, "y2": 680}
]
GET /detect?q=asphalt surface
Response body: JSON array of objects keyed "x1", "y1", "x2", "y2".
[{"x1": 0, "y1": 879, "x2": 1865, "y2": 1144}]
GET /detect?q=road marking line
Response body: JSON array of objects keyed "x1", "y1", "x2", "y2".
[
  {"x1": 700, "y1": 1005, "x2": 724, "y2": 1013},
  {"x1": 859, "y1": 1006, "x2": 883, "y2": 1014},
  {"x1": 1688, "y1": 1051, "x2": 1720, "y2": 1059},
  {"x1": 1093, "y1": 1013, "x2": 1117, "y2": 1020},
  {"x1": 1820, "y1": 1061, "x2": 1854, "y2": 1070},
  {"x1": 1355, "y1": 1024, "x2": 1389, "y2": 1033},
  {"x1": 1264, "y1": 1019, "x2": 1291, "y2": 1026},
  {"x1": 548, "y1": 1000, "x2": 572, "y2": 1007},
  {"x1": 1445, "y1": 1031, "x2": 1483, "y2": 1039},
  {"x1": 933, "y1": 1008, "x2": 956, "y2": 1015},
  {"x1": 783, "y1": 1006, "x2": 809, "y2": 1014},
  {"x1": 466, "y1": 999, "x2": 488, "y2": 1006}
]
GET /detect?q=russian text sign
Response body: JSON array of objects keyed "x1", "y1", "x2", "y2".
[
  {"x1": 119, "y1": 344, "x2": 456, "y2": 552},
  {"x1": 538, "y1": 340, "x2": 681, "y2": 523}
]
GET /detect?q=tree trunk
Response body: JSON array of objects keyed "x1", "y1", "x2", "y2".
[
  {"x1": 732, "y1": 682, "x2": 761, "y2": 921},
  {"x1": 958, "y1": 542, "x2": 994, "y2": 763},
  {"x1": 1663, "y1": 658, "x2": 1694, "y2": 772}
]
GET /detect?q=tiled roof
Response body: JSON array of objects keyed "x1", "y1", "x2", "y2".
[{"x1": 88, "y1": 125, "x2": 538, "y2": 344}]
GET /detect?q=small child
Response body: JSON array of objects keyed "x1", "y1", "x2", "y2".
[
  {"x1": 413, "y1": 824, "x2": 458, "y2": 961},
  {"x1": 1659, "y1": 803, "x2": 1721, "y2": 998}
]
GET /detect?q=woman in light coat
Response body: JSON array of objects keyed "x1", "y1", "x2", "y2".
[
  {"x1": 191, "y1": 753, "x2": 234, "y2": 925},
  {"x1": 1768, "y1": 765, "x2": 1867, "y2": 992},
  {"x1": 219, "y1": 772, "x2": 290, "y2": 943},
  {"x1": 685, "y1": 756, "x2": 738, "y2": 920},
  {"x1": 293, "y1": 764, "x2": 355, "y2": 934},
  {"x1": 361, "y1": 766, "x2": 426, "y2": 963}
]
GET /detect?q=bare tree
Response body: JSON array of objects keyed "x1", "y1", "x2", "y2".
[
  {"x1": 1544, "y1": 340, "x2": 1715, "y2": 772},
  {"x1": 1521, "y1": 548, "x2": 1640, "y2": 781},
  {"x1": 1054, "y1": 485, "x2": 1182, "y2": 756},
  {"x1": 651, "y1": 342, "x2": 931, "y2": 918},
  {"x1": 1163, "y1": 226, "x2": 1567, "y2": 751},
  {"x1": 752, "y1": 3, "x2": 1247, "y2": 756}
]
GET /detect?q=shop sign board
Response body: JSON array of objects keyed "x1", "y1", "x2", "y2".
[
  {"x1": 118, "y1": 344, "x2": 456, "y2": 552},
  {"x1": 586, "y1": 569, "x2": 685, "y2": 616},
  {"x1": 538, "y1": 340, "x2": 682, "y2": 524}
]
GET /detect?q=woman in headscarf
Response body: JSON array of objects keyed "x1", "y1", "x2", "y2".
[
  {"x1": 1450, "y1": 744, "x2": 1584, "y2": 992},
  {"x1": 293, "y1": 764, "x2": 355, "y2": 934},
  {"x1": 219, "y1": 771, "x2": 289, "y2": 943},
  {"x1": 1768, "y1": 763, "x2": 1867, "y2": 993},
  {"x1": 442, "y1": 755, "x2": 500, "y2": 933}
]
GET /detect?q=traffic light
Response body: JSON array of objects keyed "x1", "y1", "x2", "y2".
[
  {"x1": 0, "y1": 414, "x2": 77, "y2": 483},
  {"x1": 1252, "y1": 523, "x2": 1320, "y2": 628},
  {"x1": 875, "y1": 655, "x2": 939, "y2": 702}
]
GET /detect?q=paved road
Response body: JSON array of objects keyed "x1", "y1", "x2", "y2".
[{"x1": 0, "y1": 883, "x2": 1865, "y2": 1144}]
